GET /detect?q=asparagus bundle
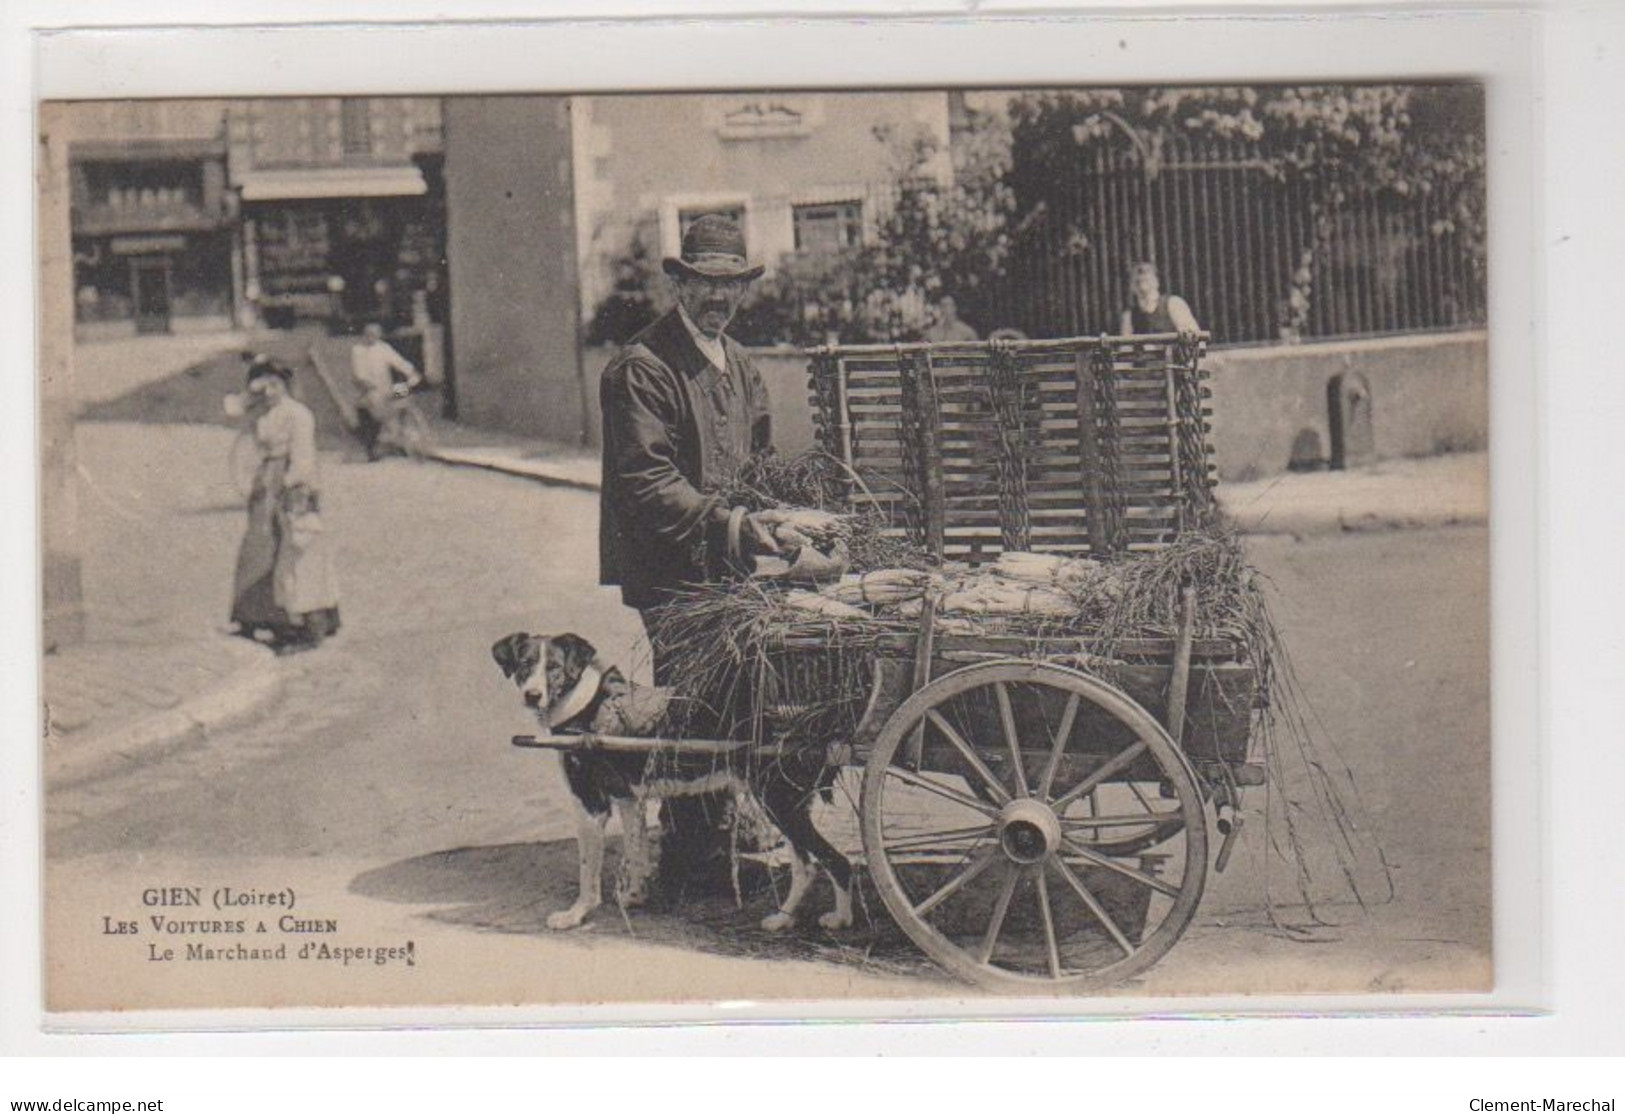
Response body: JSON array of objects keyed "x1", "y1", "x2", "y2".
[
  {"x1": 818, "y1": 569, "x2": 934, "y2": 607},
  {"x1": 892, "y1": 576, "x2": 1080, "y2": 619},
  {"x1": 940, "y1": 579, "x2": 1079, "y2": 617},
  {"x1": 990, "y1": 551, "x2": 1105, "y2": 589},
  {"x1": 779, "y1": 589, "x2": 870, "y2": 621},
  {"x1": 765, "y1": 508, "x2": 850, "y2": 552}
]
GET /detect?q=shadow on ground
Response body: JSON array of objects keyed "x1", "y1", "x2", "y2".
[
  {"x1": 76, "y1": 330, "x2": 428, "y2": 455},
  {"x1": 350, "y1": 838, "x2": 944, "y2": 981},
  {"x1": 78, "y1": 328, "x2": 548, "y2": 461}
]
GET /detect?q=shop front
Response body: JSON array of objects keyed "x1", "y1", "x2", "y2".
[
  {"x1": 237, "y1": 163, "x2": 446, "y2": 333},
  {"x1": 70, "y1": 142, "x2": 236, "y2": 340},
  {"x1": 74, "y1": 230, "x2": 234, "y2": 338}
]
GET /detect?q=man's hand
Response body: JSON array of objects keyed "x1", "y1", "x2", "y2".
[
  {"x1": 740, "y1": 510, "x2": 783, "y2": 557},
  {"x1": 750, "y1": 508, "x2": 847, "y2": 551}
]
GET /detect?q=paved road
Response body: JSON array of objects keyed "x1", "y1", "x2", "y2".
[
  {"x1": 46, "y1": 409, "x2": 1489, "y2": 1009},
  {"x1": 56, "y1": 421, "x2": 643, "y2": 853}
]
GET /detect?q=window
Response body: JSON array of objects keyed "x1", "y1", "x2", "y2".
[
  {"x1": 87, "y1": 161, "x2": 202, "y2": 211},
  {"x1": 340, "y1": 99, "x2": 373, "y2": 157},
  {"x1": 678, "y1": 205, "x2": 747, "y2": 244},
  {"x1": 792, "y1": 201, "x2": 863, "y2": 254}
]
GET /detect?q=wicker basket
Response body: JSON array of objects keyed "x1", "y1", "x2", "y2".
[{"x1": 807, "y1": 334, "x2": 1216, "y2": 563}]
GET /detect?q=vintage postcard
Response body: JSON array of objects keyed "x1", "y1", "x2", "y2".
[{"x1": 37, "y1": 78, "x2": 1493, "y2": 1015}]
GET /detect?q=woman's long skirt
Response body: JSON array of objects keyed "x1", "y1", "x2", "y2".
[{"x1": 230, "y1": 460, "x2": 341, "y2": 642}]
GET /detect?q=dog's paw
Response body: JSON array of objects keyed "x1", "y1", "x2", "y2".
[
  {"x1": 546, "y1": 906, "x2": 593, "y2": 931},
  {"x1": 760, "y1": 911, "x2": 794, "y2": 933},
  {"x1": 818, "y1": 909, "x2": 853, "y2": 931}
]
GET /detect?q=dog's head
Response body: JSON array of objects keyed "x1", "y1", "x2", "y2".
[{"x1": 491, "y1": 632, "x2": 601, "y2": 725}]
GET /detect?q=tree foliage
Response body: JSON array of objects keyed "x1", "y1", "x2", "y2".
[
  {"x1": 583, "y1": 227, "x2": 665, "y2": 347},
  {"x1": 748, "y1": 112, "x2": 1020, "y2": 344}
]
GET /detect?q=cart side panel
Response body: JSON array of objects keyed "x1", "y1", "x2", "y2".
[
  {"x1": 1115, "y1": 661, "x2": 1256, "y2": 767},
  {"x1": 846, "y1": 655, "x2": 1253, "y2": 776}
]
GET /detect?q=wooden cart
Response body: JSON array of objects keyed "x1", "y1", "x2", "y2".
[{"x1": 518, "y1": 333, "x2": 1266, "y2": 993}]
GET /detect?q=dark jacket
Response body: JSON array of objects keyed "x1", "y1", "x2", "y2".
[{"x1": 599, "y1": 309, "x2": 773, "y2": 609}]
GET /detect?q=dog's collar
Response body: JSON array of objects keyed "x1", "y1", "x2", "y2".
[{"x1": 546, "y1": 664, "x2": 605, "y2": 731}]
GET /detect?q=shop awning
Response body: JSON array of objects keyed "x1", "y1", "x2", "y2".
[{"x1": 237, "y1": 166, "x2": 427, "y2": 202}]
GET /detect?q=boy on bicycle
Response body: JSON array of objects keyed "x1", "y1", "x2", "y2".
[{"x1": 350, "y1": 322, "x2": 422, "y2": 461}]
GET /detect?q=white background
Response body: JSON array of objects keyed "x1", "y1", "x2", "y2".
[{"x1": 2, "y1": 0, "x2": 1621, "y2": 1092}]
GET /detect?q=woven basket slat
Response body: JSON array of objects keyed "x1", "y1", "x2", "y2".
[{"x1": 805, "y1": 334, "x2": 1216, "y2": 562}]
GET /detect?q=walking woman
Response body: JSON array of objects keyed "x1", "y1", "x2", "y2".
[{"x1": 229, "y1": 355, "x2": 341, "y2": 653}]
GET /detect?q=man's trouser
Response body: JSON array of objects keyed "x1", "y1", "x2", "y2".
[
  {"x1": 639, "y1": 606, "x2": 743, "y2": 898},
  {"x1": 355, "y1": 404, "x2": 384, "y2": 459}
]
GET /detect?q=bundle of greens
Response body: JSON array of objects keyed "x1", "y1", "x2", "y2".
[{"x1": 712, "y1": 452, "x2": 937, "y2": 575}]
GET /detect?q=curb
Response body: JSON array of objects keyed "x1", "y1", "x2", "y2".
[
  {"x1": 1217, "y1": 505, "x2": 1488, "y2": 537},
  {"x1": 423, "y1": 448, "x2": 602, "y2": 493},
  {"x1": 421, "y1": 444, "x2": 1484, "y2": 536},
  {"x1": 45, "y1": 639, "x2": 285, "y2": 790}
]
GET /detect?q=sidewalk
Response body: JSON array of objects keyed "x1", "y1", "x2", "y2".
[
  {"x1": 413, "y1": 436, "x2": 1487, "y2": 536},
  {"x1": 423, "y1": 442, "x2": 602, "y2": 491},
  {"x1": 43, "y1": 635, "x2": 283, "y2": 789},
  {"x1": 1217, "y1": 451, "x2": 1488, "y2": 535}
]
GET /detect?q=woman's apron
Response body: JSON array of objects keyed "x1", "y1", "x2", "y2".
[{"x1": 230, "y1": 434, "x2": 340, "y2": 633}]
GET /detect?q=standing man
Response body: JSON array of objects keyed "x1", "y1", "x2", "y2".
[
  {"x1": 350, "y1": 322, "x2": 421, "y2": 461},
  {"x1": 1119, "y1": 261, "x2": 1201, "y2": 339},
  {"x1": 599, "y1": 214, "x2": 782, "y2": 900}
]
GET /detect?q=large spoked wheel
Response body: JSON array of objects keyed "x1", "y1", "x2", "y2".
[{"x1": 861, "y1": 661, "x2": 1208, "y2": 993}]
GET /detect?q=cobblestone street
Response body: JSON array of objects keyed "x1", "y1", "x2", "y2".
[{"x1": 53, "y1": 415, "x2": 644, "y2": 858}]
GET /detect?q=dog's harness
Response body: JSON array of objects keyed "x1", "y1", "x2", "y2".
[{"x1": 545, "y1": 663, "x2": 605, "y2": 731}]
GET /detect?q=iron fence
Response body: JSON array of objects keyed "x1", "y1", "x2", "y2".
[{"x1": 983, "y1": 135, "x2": 1486, "y2": 346}]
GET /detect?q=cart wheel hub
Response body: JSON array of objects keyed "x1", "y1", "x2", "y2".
[{"x1": 998, "y1": 798, "x2": 1062, "y2": 865}]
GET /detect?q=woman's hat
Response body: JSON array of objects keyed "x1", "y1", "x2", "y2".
[
  {"x1": 243, "y1": 353, "x2": 294, "y2": 385},
  {"x1": 662, "y1": 214, "x2": 764, "y2": 282}
]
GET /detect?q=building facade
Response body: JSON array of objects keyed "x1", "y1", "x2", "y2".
[
  {"x1": 571, "y1": 90, "x2": 952, "y2": 316},
  {"x1": 65, "y1": 101, "x2": 236, "y2": 340},
  {"x1": 61, "y1": 92, "x2": 956, "y2": 444},
  {"x1": 64, "y1": 98, "x2": 446, "y2": 340},
  {"x1": 229, "y1": 98, "x2": 445, "y2": 331}
]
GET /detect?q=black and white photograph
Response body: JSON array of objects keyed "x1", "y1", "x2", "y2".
[{"x1": 35, "y1": 78, "x2": 1495, "y2": 1011}]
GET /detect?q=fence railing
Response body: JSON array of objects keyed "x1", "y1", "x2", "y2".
[{"x1": 983, "y1": 135, "x2": 1486, "y2": 346}]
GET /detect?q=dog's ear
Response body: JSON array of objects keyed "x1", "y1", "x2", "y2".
[
  {"x1": 551, "y1": 633, "x2": 599, "y2": 677},
  {"x1": 491, "y1": 633, "x2": 534, "y2": 680}
]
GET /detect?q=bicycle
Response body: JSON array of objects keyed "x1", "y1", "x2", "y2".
[{"x1": 375, "y1": 383, "x2": 435, "y2": 461}]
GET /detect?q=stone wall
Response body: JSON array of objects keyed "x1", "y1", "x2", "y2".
[{"x1": 581, "y1": 331, "x2": 1489, "y2": 482}]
